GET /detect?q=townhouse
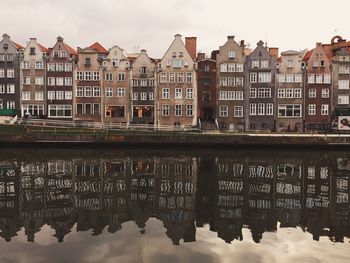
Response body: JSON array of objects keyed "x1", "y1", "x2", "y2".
[
  {"x1": 157, "y1": 34, "x2": 197, "y2": 128},
  {"x1": 46, "y1": 36, "x2": 76, "y2": 119},
  {"x1": 275, "y1": 50, "x2": 307, "y2": 132},
  {"x1": 102, "y1": 45, "x2": 131, "y2": 126},
  {"x1": 216, "y1": 36, "x2": 246, "y2": 131},
  {"x1": 130, "y1": 49, "x2": 157, "y2": 125},
  {"x1": 74, "y1": 43, "x2": 107, "y2": 123},
  {"x1": 245, "y1": 41, "x2": 276, "y2": 131},
  {"x1": 20, "y1": 38, "x2": 48, "y2": 117},
  {"x1": 0, "y1": 34, "x2": 23, "y2": 115}
]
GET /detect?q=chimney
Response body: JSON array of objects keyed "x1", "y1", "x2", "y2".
[
  {"x1": 227, "y1": 35, "x2": 235, "y2": 40},
  {"x1": 197, "y1": 52, "x2": 205, "y2": 61},
  {"x1": 240, "y1": 40, "x2": 245, "y2": 47},
  {"x1": 185, "y1": 37, "x2": 197, "y2": 60},
  {"x1": 57, "y1": 36, "x2": 64, "y2": 42},
  {"x1": 269, "y1": 47, "x2": 279, "y2": 60}
]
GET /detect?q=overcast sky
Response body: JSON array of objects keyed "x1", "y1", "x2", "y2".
[{"x1": 1, "y1": 0, "x2": 349, "y2": 58}]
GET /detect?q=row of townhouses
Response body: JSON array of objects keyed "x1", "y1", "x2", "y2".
[{"x1": 1, "y1": 33, "x2": 350, "y2": 131}]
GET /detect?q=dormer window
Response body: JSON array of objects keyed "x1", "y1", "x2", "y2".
[
  {"x1": 85, "y1": 58, "x2": 91, "y2": 65},
  {"x1": 228, "y1": 51, "x2": 235, "y2": 59},
  {"x1": 30, "y1": 47, "x2": 36, "y2": 55}
]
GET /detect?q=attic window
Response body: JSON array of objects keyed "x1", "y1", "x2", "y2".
[
  {"x1": 85, "y1": 58, "x2": 91, "y2": 65},
  {"x1": 141, "y1": 67, "x2": 147, "y2": 74},
  {"x1": 53, "y1": 51, "x2": 59, "y2": 58},
  {"x1": 320, "y1": 60, "x2": 325, "y2": 67},
  {"x1": 173, "y1": 59, "x2": 181, "y2": 68},
  {"x1": 30, "y1": 47, "x2": 36, "y2": 55},
  {"x1": 112, "y1": 59, "x2": 119, "y2": 67},
  {"x1": 179, "y1": 52, "x2": 183, "y2": 57},
  {"x1": 228, "y1": 51, "x2": 235, "y2": 59},
  {"x1": 3, "y1": 43, "x2": 8, "y2": 49},
  {"x1": 172, "y1": 52, "x2": 177, "y2": 57}
]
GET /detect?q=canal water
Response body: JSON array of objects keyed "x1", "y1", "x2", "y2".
[{"x1": 0, "y1": 147, "x2": 349, "y2": 263}]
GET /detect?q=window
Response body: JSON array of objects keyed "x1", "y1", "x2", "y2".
[
  {"x1": 236, "y1": 63, "x2": 244, "y2": 72},
  {"x1": 220, "y1": 63, "x2": 227, "y2": 72},
  {"x1": 0, "y1": 69, "x2": 4, "y2": 78},
  {"x1": 112, "y1": 59, "x2": 119, "y2": 67},
  {"x1": 186, "y1": 88, "x2": 193, "y2": 99},
  {"x1": 6, "y1": 54, "x2": 13, "y2": 62},
  {"x1": 47, "y1": 77, "x2": 55, "y2": 86},
  {"x1": 261, "y1": 60, "x2": 268, "y2": 68},
  {"x1": 105, "y1": 73, "x2": 113, "y2": 81},
  {"x1": 315, "y1": 74, "x2": 322, "y2": 83},
  {"x1": 22, "y1": 61, "x2": 30, "y2": 69},
  {"x1": 93, "y1": 86, "x2": 100, "y2": 97},
  {"x1": 65, "y1": 63, "x2": 72, "y2": 72},
  {"x1": 56, "y1": 63, "x2": 64, "y2": 71},
  {"x1": 338, "y1": 95, "x2": 349, "y2": 105},
  {"x1": 118, "y1": 73, "x2": 125, "y2": 81},
  {"x1": 76, "y1": 87, "x2": 83, "y2": 97},
  {"x1": 23, "y1": 76, "x2": 30, "y2": 85},
  {"x1": 93, "y1": 104, "x2": 100, "y2": 115},
  {"x1": 22, "y1": 92, "x2": 31, "y2": 100},
  {"x1": 65, "y1": 77, "x2": 72, "y2": 86},
  {"x1": 84, "y1": 86, "x2": 92, "y2": 97},
  {"x1": 250, "y1": 73, "x2": 257, "y2": 83},
  {"x1": 278, "y1": 74, "x2": 286, "y2": 83},
  {"x1": 324, "y1": 74, "x2": 331, "y2": 84},
  {"x1": 278, "y1": 105, "x2": 301, "y2": 117},
  {"x1": 228, "y1": 51, "x2": 235, "y2": 58},
  {"x1": 339, "y1": 66, "x2": 350, "y2": 74},
  {"x1": 132, "y1": 92, "x2": 138, "y2": 100},
  {"x1": 250, "y1": 104, "x2": 256, "y2": 115},
  {"x1": 309, "y1": 89, "x2": 316, "y2": 98},
  {"x1": 227, "y1": 63, "x2": 235, "y2": 72},
  {"x1": 219, "y1": 91, "x2": 228, "y2": 100},
  {"x1": 286, "y1": 74, "x2": 294, "y2": 83},
  {"x1": 56, "y1": 77, "x2": 64, "y2": 86},
  {"x1": 160, "y1": 72, "x2": 167, "y2": 83},
  {"x1": 321, "y1": 104, "x2": 328, "y2": 115},
  {"x1": 48, "y1": 91, "x2": 55, "y2": 100},
  {"x1": 252, "y1": 60, "x2": 259, "y2": 68},
  {"x1": 7, "y1": 69, "x2": 14, "y2": 78},
  {"x1": 286, "y1": 89, "x2": 293, "y2": 98},
  {"x1": 162, "y1": 105, "x2": 169, "y2": 116},
  {"x1": 48, "y1": 105, "x2": 72, "y2": 118},
  {"x1": 258, "y1": 88, "x2": 271, "y2": 98},
  {"x1": 175, "y1": 88, "x2": 182, "y2": 99},
  {"x1": 234, "y1": 106, "x2": 243, "y2": 117},
  {"x1": 173, "y1": 59, "x2": 182, "y2": 68},
  {"x1": 65, "y1": 91, "x2": 72, "y2": 100},
  {"x1": 236, "y1": 91, "x2": 243, "y2": 100},
  {"x1": 294, "y1": 89, "x2": 302, "y2": 98},
  {"x1": 105, "y1": 87, "x2": 113, "y2": 97},
  {"x1": 204, "y1": 65, "x2": 210, "y2": 72},
  {"x1": 287, "y1": 60, "x2": 293, "y2": 68},
  {"x1": 236, "y1": 77, "x2": 244, "y2": 86},
  {"x1": 35, "y1": 61, "x2": 43, "y2": 69},
  {"x1": 35, "y1": 76, "x2": 43, "y2": 85},
  {"x1": 277, "y1": 89, "x2": 286, "y2": 99},
  {"x1": 308, "y1": 74, "x2": 315, "y2": 83},
  {"x1": 0, "y1": 85, "x2": 5, "y2": 93},
  {"x1": 175, "y1": 105, "x2": 182, "y2": 116},
  {"x1": 85, "y1": 58, "x2": 91, "y2": 65},
  {"x1": 117, "y1": 88, "x2": 125, "y2": 97},
  {"x1": 227, "y1": 77, "x2": 235, "y2": 87},
  {"x1": 186, "y1": 72, "x2": 192, "y2": 83},
  {"x1": 149, "y1": 92, "x2": 154, "y2": 100},
  {"x1": 56, "y1": 91, "x2": 64, "y2": 100},
  {"x1": 259, "y1": 72, "x2": 271, "y2": 83},
  {"x1": 312, "y1": 61, "x2": 318, "y2": 67},
  {"x1": 338, "y1": 80, "x2": 349, "y2": 89},
  {"x1": 53, "y1": 51, "x2": 59, "y2": 58},
  {"x1": 76, "y1": 104, "x2": 83, "y2": 114},
  {"x1": 6, "y1": 84, "x2": 15, "y2": 94},
  {"x1": 250, "y1": 88, "x2": 257, "y2": 98},
  {"x1": 48, "y1": 63, "x2": 55, "y2": 71},
  {"x1": 149, "y1": 79, "x2": 155, "y2": 86},
  {"x1": 258, "y1": 103, "x2": 265, "y2": 115},
  {"x1": 169, "y1": 73, "x2": 175, "y2": 83},
  {"x1": 220, "y1": 77, "x2": 227, "y2": 87},
  {"x1": 140, "y1": 79, "x2": 147, "y2": 87},
  {"x1": 177, "y1": 72, "x2": 184, "y2": 83},
  {"x1": 266, "y1": 104, "x2": 273, "y2": 115},
  {"x1": 76, "y1": 72, "x2": 84, "y2": 80},
  {"x1": 308, "y1": 104, "x2": 316, "y2": 115},
  {"x1": 322, "y1": 89, "x2": 329, "y2": 98},
  {"x1": 0, "y1": 54, "x2": 4, "y2": 61},
  {"x1": 294, "y1": 74, "x2": 302, "y2": 83},
  {"x1": 140, "y1": 92, "x2": 147, "y2": 100},
  {"x1": 162, "y1": 88, "x2": 170, "y2": 99},
  {"x1": 186, "y1": 105, "x2": 193, "y2": 116},
  {"x1": 93, "y1": 72, "x2": 100, "y2": 80},
  {"x1": 219, "y1": 106, "x2": 228, "y2": 117},
  {"x1": 35, "y1": 92, "x2": 44, "y2": 101},
  {"x1": 7, "y1": 101, "x2": 15, "y2": 109}
]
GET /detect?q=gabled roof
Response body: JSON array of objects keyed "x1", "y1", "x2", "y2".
[
  {"x1": 11, "y1": 40, "x2": 24, "y2": 50},
  {"x1": 37, "y1": 42, "x2": 48, "y2": 53},
  {"x1": 63, "y1": 42, "x2": 77, "y2": 55},
  {"x1": 89, "y1": 42, "x2": 108, "y2": 54}
]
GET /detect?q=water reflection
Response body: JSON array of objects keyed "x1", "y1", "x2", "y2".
[{"x1": 0, "y1": 149, "x2": 349, "y2": 245}]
